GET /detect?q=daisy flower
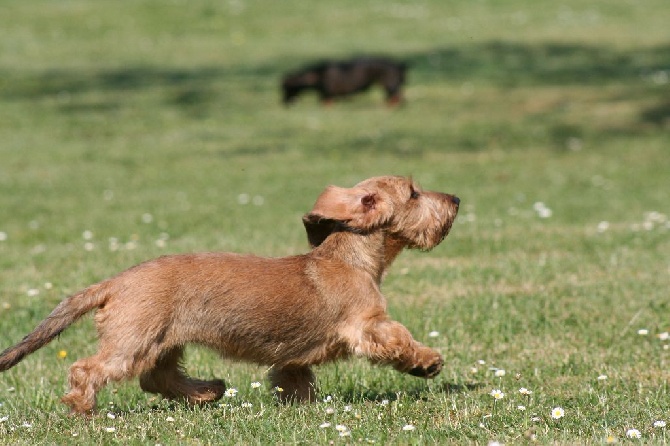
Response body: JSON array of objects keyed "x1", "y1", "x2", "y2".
[
  {"x1": 654, "y1": 420, "x2": 666, "y2": 428},
  {"x1": 335, "y1": 425, "x2": 350, "y2": 437},
  {"x1": 402, "y1": 424, "x2": 416, "y2": 431},
  {"x1": 519, "y1": 387, "x2": 532, "y2": 395},
  {"x1": 490, "y1": 389, "x2": 504, "y2": 400},
  {"x1": 250, "y1": 381, "x2": 261, "y2": 389},
  {"x1": 626, "y1": 428, "x2": 641, "y2": 439},
  {"x1": 224, "y1": 388, "x2": 238, "y2": 397},
  {"x1": 551, "y1": 407, "x2": 565, "y2": 419}
]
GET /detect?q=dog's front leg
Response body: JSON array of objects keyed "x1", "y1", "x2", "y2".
[{"x1": 351, "y1": 319, "x2": 443, "y2": 378}]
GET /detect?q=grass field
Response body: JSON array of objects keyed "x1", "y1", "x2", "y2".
[{"x1": 1, "y1": 0, "x2": 669, "y2": 444}]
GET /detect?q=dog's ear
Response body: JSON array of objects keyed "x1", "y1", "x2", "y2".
[
  {"x1": 302, "y1": 216, "x2": 339, "y2": 248},
  {"x1": 302, "y1": 185, "x2": 392, "y2": 247}
]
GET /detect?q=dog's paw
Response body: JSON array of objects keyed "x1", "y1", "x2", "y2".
[{"x1": 408, "y1": 354, "x2": 443, "y2": 379}]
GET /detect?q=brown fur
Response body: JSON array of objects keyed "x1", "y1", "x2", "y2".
[{"x1": 0, "y1": 176, "x2": 459, "y2": 415}]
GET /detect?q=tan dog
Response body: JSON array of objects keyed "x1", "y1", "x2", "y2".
[{"x1": 0, "y1": 176, "x2": 459, "y2": 415}]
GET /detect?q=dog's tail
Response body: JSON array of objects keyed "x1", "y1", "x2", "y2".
[{"x1": 0, "y1": 281, "x2": 110, "y2": 371}]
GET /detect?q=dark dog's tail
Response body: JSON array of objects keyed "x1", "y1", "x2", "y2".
[{"x1": 0, "y1": 282, "x2": 110, "y2": 371}]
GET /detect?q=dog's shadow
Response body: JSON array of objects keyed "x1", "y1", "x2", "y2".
[
  {"x1": 103, "y1": 381, "x2": 485, "y2": 417},
  {"x1": 333, "y1": 381, "x2": 485, "y2": 404}
]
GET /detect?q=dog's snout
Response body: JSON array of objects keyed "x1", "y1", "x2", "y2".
[{"x1": 450, "y1": 195, "x2": 460, "y2": 206}]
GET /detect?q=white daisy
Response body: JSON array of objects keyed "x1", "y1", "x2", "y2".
[
  {"x1": 490, "y1": 389, "x2": 504, "y2": 400},
  {"x1": 626, "y1": 429, "x2": 641, "y2": 439},
  {"x1": 551, "y1": 407, "x2": 565, "y2": 419},
  {"x1": 224, "y1": 388, "x2": 238, "y2": 397}
]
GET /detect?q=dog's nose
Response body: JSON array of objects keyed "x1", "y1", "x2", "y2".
[{"x1": 451, "y1": 195, "x2": 460, "y2": 206}]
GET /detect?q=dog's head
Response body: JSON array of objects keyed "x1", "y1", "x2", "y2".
[
  {"x1": 302, "y1": 176, "x2": 459, "y2": 250},
  {"x1": 281, "y1": 69, "x2": 322, "y2": 105}
]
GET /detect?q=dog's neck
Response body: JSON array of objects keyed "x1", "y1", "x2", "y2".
[{"x1": 312, "y1": 230, "x2": 406, "y2": 284}]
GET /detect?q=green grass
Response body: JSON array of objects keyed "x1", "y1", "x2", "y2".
[{"x1": 0, "y1": 0, "x2": 669, "y2": 444}]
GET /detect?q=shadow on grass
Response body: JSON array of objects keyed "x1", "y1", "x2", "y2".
[
  {"x1": 1, "y1": 64, "x2": 276, "y2": 99},
  {"x1": 404, "y1": 41, "x2": 670, "y2": 87},
  {"x1": 335, "y1": 381, "x2": 485, "y2": 404},
  {"x1": 640, "y1": 98, "x2": 670, "y2": 126},
  {"x1": 101, "y1": 381, "x2": 485, "y2": 417},
  {"x1": 0, "y1": 64, "x2": 277, "y2": 119},
  {"x1": 2, "y1": 41, "x2": 667, "y2": 101}
]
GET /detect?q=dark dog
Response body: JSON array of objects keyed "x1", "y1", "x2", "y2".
[{"x1": 281, "y1": 57, "x2": 407, "y2": 106}]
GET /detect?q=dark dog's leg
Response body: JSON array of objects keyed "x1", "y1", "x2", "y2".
[
  {"x1": 139, "y1": 346, "x2": 226, "y2": 405},
  {"x1": 268, "y1": 365, "x2": 317, "y2": 403},
  {"x1": 386, "y1": 92, "x2": 402, "y2": 106}
]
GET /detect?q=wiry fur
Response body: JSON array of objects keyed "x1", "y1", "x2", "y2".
[{"x1": 0, "y1": 176, "x2": 459, "y2": 415}]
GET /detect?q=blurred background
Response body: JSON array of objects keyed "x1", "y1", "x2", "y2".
[
  {"x1": 0, "y1": 1, "x2": 668, "y2": 442},
  {"x1": 1, "y1": 1, "x2": 667, "y2": 256}
]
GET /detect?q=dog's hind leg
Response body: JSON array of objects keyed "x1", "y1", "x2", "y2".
[
  {"x1": 139, "y1": 346, "x2": 225, "y2": 405},
  {"x1": 61, "y1": 352, "x2": 137, "y2": 415},
  {"x1": 268, "y1": 365, "x2": 316, "y2": 403}
]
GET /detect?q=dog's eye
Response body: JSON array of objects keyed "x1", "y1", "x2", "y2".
[{"x1": 410, "y1": 187, "x2": 420, "y2": 200}]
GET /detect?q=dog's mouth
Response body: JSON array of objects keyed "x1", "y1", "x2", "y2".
[{"x1": 413, "y1": 202, "x2": 459, "y2": 251}]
